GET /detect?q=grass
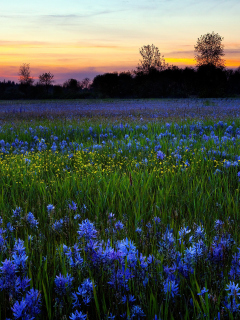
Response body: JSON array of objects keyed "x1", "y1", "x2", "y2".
[{"x1": 0, "y1": 108, "x2": 240, "y2": 319}]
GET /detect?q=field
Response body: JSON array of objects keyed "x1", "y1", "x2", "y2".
[{"x1": 0, "y1": 98, "x2": 240, "y2": 320}]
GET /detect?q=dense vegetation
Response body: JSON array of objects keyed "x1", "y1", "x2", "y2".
[
  {"x1": 1, "y1": 65, "x2": 240, "y2": 100},
  {"x1": 1, "y1": 106, "x2": 240, "y2": 319}
]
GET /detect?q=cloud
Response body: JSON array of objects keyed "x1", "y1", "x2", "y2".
[
  {"x1": 44, "y1": 10, "x2": 125, "y2": 19},
  {"x1": 224, "y1": 48, "x2": 240, "y2": 56}
]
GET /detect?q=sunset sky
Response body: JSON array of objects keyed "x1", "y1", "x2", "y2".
[{"x1": 1, "y1": 0, "x2": 240, "y2": 84}]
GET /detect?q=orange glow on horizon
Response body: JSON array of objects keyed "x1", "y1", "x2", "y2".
[{"x1": 1, "y1": 41, "x2": 240, "y2": 82}]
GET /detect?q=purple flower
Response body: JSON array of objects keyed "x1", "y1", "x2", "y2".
[{"x1": 157, "y1": 151, "x2": 165, "y2": 160}]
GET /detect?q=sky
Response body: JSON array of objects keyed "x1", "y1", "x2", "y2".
[{"x1": 0, "y1": 0, "x2": 240, "y2": 84}]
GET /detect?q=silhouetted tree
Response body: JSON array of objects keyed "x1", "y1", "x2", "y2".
[
  {"x1": 196, "y1": 64, "x2": 227, "y2": 97},
  {"x1": 92, "y1": 73, "x2": 119, "y2": 97},
  {"x1": 194, "y1": 32, "x2": 225, "y2": 68},
  {"x1": 39, "y1": 72, "x2": 54, "y2": 95},
  {"x1": 18, "y1": 63, "x2": 34, "y2": 85},
  {"x1": 63, "y1": 78, "x2": 81, "y2": 90},
  {"x1": 136, "y1": 44, "x2": 167, "y2": 74},
  {"x1": 80, "y1": 78, "x2": 91, "y2": 90}
]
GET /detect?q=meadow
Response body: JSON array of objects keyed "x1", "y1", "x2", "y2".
[{"x1": 0, "y1": 98, "x2": 240, "y2": 320}]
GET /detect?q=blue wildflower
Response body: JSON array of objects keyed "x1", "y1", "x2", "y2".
[
  {"x1": 25, "y1": 212, "x2": 38, "y2": 229},
  {"x1": 131, "y1": 305, "x2": 145, "y2": 318},
  {"x1": 197, "y1": 287, "x2": 209, "y2": 296},
  {"x1": 157, "y1": 151, "x2": 165, "y2": 160},
  {"x1": 12, "y1": 288, "x2": 41, "y2": 320},
  {"x1": 163, "y1": 279, "x2": 179, "y2": 298},
  {"x1": 76, "y1": 278, "x2": 95, "y2": 305},
  {"x1": 115, "y1": 221, "x2": 124, "y2": 231},
  {"x1": 54, "y1": 273, "x2": 74, "y2": 296},
  {"x1": 12, "y1": 207, "x2": 22, "y2": 220},
  {"x1": 69, "y1": 310, "x2": 87, "y2": 320},
  {"x1": 47, "y1": 204, "x2": 55, "y2": 213},
  {"x1": 52, "y1": 219, "x2": 64, "y2": 232},
  {"x1": 226, "y1": 281, "x2": 240, "y2": 298},
  {"x1": 77, "y1": 219, "x2": 97, "y2": 242}
]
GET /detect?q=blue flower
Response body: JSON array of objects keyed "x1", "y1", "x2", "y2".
[
  {"x1": 157, "y1": 151, "x2": 165, "y2": 160},
  {"x1": 0, "y1": 259, "x2": 15, "y2": 292},
  {"x1": 118, "y1": 238, "x2": 137, "y2": 257},
  {"x1": 69, "y1": 201, "x2": 77, "y2": 211},
  {"x1": 47, "y1": 204, "x2": 55, "y2": 213},
  {"x1": 197, "y1": 287, "x2": 209, "y2": 296},
  {"x1": 15, "y1": 276, "x2": 30, "y2": 292},
  {"x1": 12, "y1": 300, "x2": 27, "y2": 320},
  {"x1": 52, "y1": 219, "x2": 64, "y2": 232},
  {"x1": 12, "y1": 207, "x2": 22, "y2": 220},
  {"x1": 153, "y1": 216, "x2": 161, "y2": 224},
  {"x1": 69, "y1": 310, "x2": 87, "y2": 320},
  {"x1": 77, "y1": 219, "x2": 97, "y2": 242},
  {"x1": 54, "y1": 273, "x2": 74, "y2": 296},
  {"x1": 26, "y1": 212, "x2": 38, "y2": 229},
  {"x1": 163, "y1": 279, "x2": 179, "y2": 298},
  {"x1": 115, "y1": 221, "x2": 124, "y2": 231},
  {"x1": 108, "y1": 212, "x2": 115, "y2": 220},
  {"x1": 12, "y1": 239, "x2": 28, "y2": 273},
  {"x1": 131, "y1": 305, "x2": 145, "y2": 318},
  {"x1": 12, "y1": 288, "x2": 41, "y2": 320},
  {"x1": 226, "y1": 281, "x2": 240, "y2": 298},
  {"x1": 74, "y1": 214, "x2": 81, "y2": 220},
  {"x1": 76, "y1": 278, "x2": 95, "y2": 305}
]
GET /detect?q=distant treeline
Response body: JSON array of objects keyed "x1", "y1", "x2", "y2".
[
  {"x1": 1, "y1": 33, "x2": 240, "y2": 99},
  {"x1": 1, "y1": 65, "x2": 240, "y2": 99}
]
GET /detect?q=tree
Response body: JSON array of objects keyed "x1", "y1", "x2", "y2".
[
  {"x1": 39, "y1": 72, "x2": 54, "y2": 94},
  {"x1": 80, "y1": 78, "x2": 91, "y2": 90},
  {"x1": 136, "y1": 44, "x2": 167, "y2": 74},
  {"x1": 63, "y1": 78, "x2": 81, "y2": 90},
  {"x1": 18, "y1": 63, "x2": 34, "y2": 85},
  {"x1": 194, "y1": 32, "x2": 225, "y2": 68},
  {"x1": 39, "y1": 72, "x2": 54, "y2": 86}
]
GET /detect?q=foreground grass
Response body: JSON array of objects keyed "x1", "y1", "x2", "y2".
[{"x1": 0, "y1": 117, "x2": 240, "y2": 319}]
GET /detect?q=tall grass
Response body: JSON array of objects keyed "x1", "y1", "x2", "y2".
[{"x1": 0, "y1": 116, "x2": 240, "y2": 319}]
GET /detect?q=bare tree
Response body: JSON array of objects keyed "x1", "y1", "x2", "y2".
[
  {"x1": 39, "y1": 72, "x2": 54, "y2": 94},
  {"x1": 80, "y1": 77, "x2": 91, "y2": 90},
  {"x1": 136, "y1": 44, "x2": 167, "y2": 74},
  {"x1": 194, "y1": 32, "x2": 225, "y2": 68},
  {"x1": 18, "y1": 63, "x2": 34, "y2": 85}
]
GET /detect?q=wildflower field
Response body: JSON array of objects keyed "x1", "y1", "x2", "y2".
[{"x1": 1, "y1": 98, "x2": 240, "y2": 320}]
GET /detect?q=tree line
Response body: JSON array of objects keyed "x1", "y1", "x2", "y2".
[{"x1": 0, "y1": 32, "x2": 240, "y2": 99}]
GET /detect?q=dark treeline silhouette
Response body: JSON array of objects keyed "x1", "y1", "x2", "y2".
[
  {"x1": 1, "y1": 32, "x2": 240, "y2": 99},
  {"x1": 1, "y1": 66, "x2": 240, "y2": 99}
]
